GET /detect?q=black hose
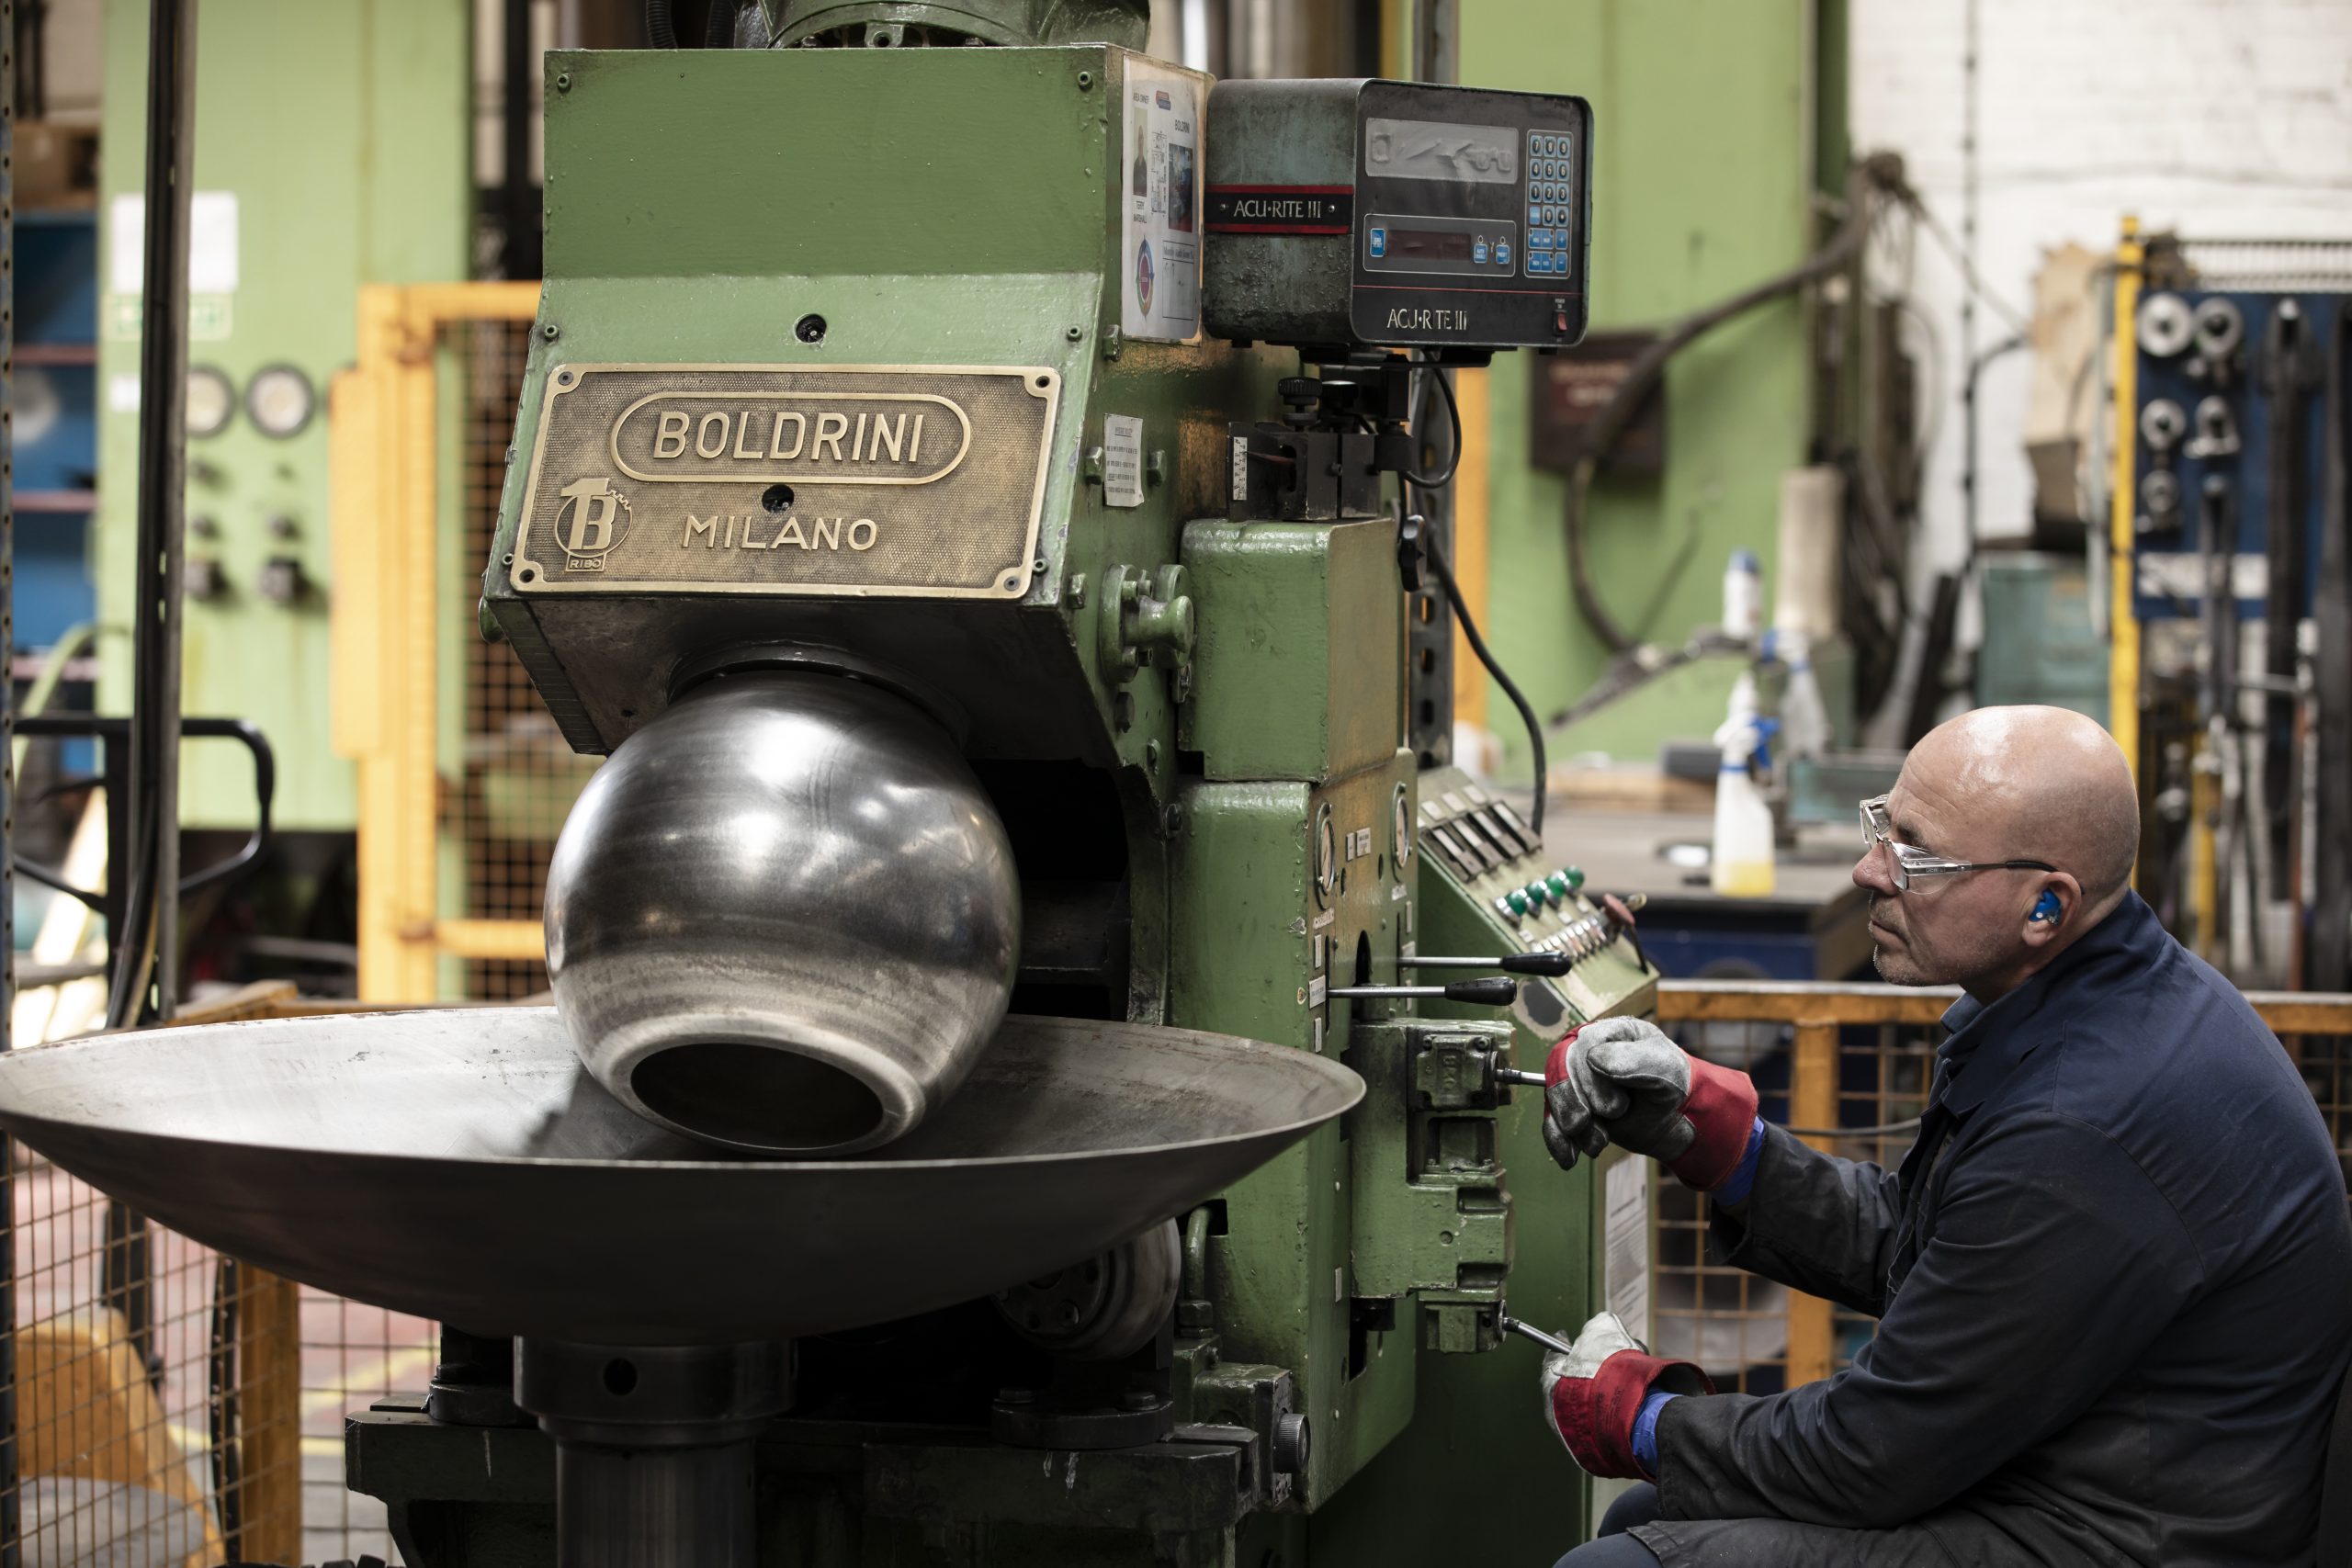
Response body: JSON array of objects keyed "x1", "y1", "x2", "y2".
[
  {"x1": 1400, "y1": 363, "x2": 1463, "y2": 491},
  {"x1": 646, "y1": 0, "x2": 678, "y2": 47},
  {"x1": 1424, "y1": 534, "x2": 1548, "y2": 837},
  {"x1": 1561, "y1": 154, "x2": 1914, "y2": 655},
  {"x1": 705, "y1": 0, "x2": 736, "y2": 45}
]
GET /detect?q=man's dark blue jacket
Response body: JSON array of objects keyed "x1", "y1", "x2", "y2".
[{"x1": 1634, "y1": 892, "x2": 2352, "y2": 1566}]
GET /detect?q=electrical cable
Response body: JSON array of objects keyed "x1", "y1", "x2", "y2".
[
  {"x1": 705, "y1": 0, "x2": 737, "y2": 46},
  {"x1": 646, "y1": 0, "x2": 679, "y2": 47},
  {"x1": 1398, "y1": 361, "x2": 1463, "y2": 491},
  {"x1": 1558, "y1": 155, "x2": 1914, "y2": 657},
  {"x1": 111, "y1": 0, "x2": 196, "y2": 1032},
  {"x1": 1422, "y1": 533, "x2": 1548, "y2": 837},
  {"x1": 1911, "y1": 194, "x2": 2032, "y2": 339}
]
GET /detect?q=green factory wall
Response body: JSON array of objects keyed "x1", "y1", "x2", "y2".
[
  {"x1": 1460, "y1": 0, "x2": 1827, "y2": 765},
  {"x1": 98, "y1": 0, "x2": 472, "y2": 829}
]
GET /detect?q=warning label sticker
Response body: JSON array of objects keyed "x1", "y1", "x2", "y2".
[{"x1": 1120, "y1": 62, "x2": 1202, "y2": 344}]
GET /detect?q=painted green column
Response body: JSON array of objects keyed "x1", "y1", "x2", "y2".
[{"x1": 1462, "y1": 0, "x2": 1826, "y2": 764}]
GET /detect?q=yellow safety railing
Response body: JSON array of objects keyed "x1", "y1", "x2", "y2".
[
  {"x1": 330, "y1": 282, "x2": 544, "y2": 1002},
  {"x1": 1655, "y1": 978, "x2": 2352, "y2": 1388},
  {"x1": 2109, "y1": 218, "x2": 2143, "y2": 790}
]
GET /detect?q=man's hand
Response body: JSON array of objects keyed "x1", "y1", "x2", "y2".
[
  {"x1": 1539, "y1": 1312, "x2": 1714, "y2": 1479},
  {"x1": 1542, "y1": 1017, "x2": 1760, "y2": 1189}
]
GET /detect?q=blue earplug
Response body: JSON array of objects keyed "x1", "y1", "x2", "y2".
[{"x1": 2030, "y1": 889, "x2": 2062, "y2": 925}]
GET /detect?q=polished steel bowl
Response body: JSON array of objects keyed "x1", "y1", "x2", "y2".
[
  {"x1": 544, "y1": 666, "x2": 1019, "y2": 1155},
  {"x1": 0, "y1": 1009, "x2": 1363, "y2": 1344}
]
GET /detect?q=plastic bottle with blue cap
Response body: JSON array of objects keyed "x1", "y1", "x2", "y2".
[
  {"x1": 1722, "y1": 548, "x2": 1763, "y2": 642},
  {"x1": 1711, "y1": 676, "x2": 1778, "y2": 898}
]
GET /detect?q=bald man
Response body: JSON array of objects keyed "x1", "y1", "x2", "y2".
[{"x1": 1536, "y1": 705, "x2": 2352, "y2": 1567}]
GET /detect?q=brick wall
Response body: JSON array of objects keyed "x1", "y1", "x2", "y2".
[{"x1": 1848, "y1": 0, "x2": 2352, "y2": 729}]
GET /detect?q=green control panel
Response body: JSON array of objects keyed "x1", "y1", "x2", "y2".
[{"x1": 1414, "y1": 772, "x2": 1650, "y2": 1040}]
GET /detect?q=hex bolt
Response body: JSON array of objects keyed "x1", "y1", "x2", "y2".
[
  {"x1": 541, "y1": 322, "x2": 560, "y2": 342},
  {"x1": 1066, "y1": 325, "x2": 1085, "y2": 342}
]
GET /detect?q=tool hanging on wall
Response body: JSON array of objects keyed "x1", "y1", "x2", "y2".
[
  {"x1": 2198, "y1": 470, "x2": 2261, "y2": 968},
  {"x1": 2257, "y1": 300, "x2": 2321, "y2": 877},
  {"x1": 2313, "y1": 304, "x2": 2352, "y2": 990}
]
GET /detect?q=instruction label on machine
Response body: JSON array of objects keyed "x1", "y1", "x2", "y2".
[
  {"x1": 509, "y1": 364, "x2": 1060, "y2": 600},
  {"x1": 1120, "y1": 61, "x2": 1203, "y2": 344},
  {"x1": 1602, "y1": 1156, "x2": 1652, "y2": 1337},
  {"x1": 1102, "y1": 414, "x2": 1145, "y2": 507}
]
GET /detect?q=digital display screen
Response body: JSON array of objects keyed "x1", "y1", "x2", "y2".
[
  {"x1": 1363, "y1": 117, "x2": 1521, "y2": 185},
  {"x1": 1390, "y1": 229, "x2": 1476, "y2": 262}
]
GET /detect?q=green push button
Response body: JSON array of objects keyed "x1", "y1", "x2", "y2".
[
  {"x1": 1546, "y1": 871, "x2": 1573, "y2": 900},
  {"x1": 1561, "y1": 865, "x2": 1587, "y2": 891},
  {"x1": 1527, "y1": 881, "x2": 1555, "y2": 909},
  {"x1": 1506, "y1": 889, "x2": 1532, "y2": 919}
]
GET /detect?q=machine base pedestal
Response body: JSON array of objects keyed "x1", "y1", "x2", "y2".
[{"x1": 514, "y1": 1339, "x2": 793, "y2": 1568}]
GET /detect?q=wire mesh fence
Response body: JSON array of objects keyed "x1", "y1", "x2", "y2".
[
  {"x1": 448, "y1": 317, "x2": 589, "y2": 1005},
  {"x1": 6, "y1": 1153, "x2": 299, "y2": 1567}
]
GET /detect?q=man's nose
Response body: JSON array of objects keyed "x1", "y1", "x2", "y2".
[{"x1": 1853, "y1": 844, "x2": 1896, "y2": 896}]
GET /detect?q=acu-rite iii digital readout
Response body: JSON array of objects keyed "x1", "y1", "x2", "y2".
[{"x1": 1206, "y1": 78, "x2": 1593, "y2": 352}]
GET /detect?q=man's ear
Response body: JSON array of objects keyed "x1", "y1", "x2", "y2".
[{"x1": 2022, "y1": 875, "x2": 2079, "y2": 948}]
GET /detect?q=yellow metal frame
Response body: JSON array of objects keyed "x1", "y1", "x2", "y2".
[
  {"x1": 2109, "y1": 219, "x2": 2143, "y2": 784},
  {"x1": 1655, "y1": 977, "x2": 2352, "y2": 1385},
  {"x1": 330, "y1": 281, "x2": 544, "y2": 1002}
]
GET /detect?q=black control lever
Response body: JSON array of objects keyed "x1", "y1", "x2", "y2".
[
  {"x1": 1407, "y1": 952, "x2": 1576, "y2": 977},
  {"x1": 1326, "y1": 976, "x2": 1520, "y2": 1006}
]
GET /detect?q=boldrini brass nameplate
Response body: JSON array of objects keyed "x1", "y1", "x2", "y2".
[{"x1": 511, "y1": 364, "x2": 1061, "y2": 599}]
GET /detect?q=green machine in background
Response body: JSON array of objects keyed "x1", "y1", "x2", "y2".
[
  {"x1": 97, "y1": 0, "x2": 471, "y2": 829},
  {"x1": 339, "y1": 5, "x2": 1657, "y2": 1563},
  {"x1": 1463, "y1": 0, "x2": 1910, "y2": 765}
]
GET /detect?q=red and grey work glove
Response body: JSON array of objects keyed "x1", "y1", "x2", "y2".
[
  {"x1": 1542, "y1": 1017, "x2": 1759, "y2": 1190},
  {"x1": 1539, "y1": 1311, "x2": 1714, "y2": 1479}
]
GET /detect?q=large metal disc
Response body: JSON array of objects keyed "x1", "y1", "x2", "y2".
[{"x1": 0, "y1": 1010, "x2": 1359, "y2": 1345}]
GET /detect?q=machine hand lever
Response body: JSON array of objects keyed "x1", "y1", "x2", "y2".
[
  {"x1": 1324, "y1": 977, "x2": 1521, "y2": 1006},
  {"x1": 1498, "y1": 1315, "x2": 1577, "y2": 1356},
  {"x1": 1408, "y1": 953, "x2": 1576, "y2": 977}
]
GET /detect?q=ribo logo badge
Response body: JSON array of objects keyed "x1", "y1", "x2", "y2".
[{"x1": 556, "y1": 477, "x2": 631, "y2": 571}]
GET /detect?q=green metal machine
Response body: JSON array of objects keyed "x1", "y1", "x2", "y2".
[
  {"x1": 345, "y1": 6, "x2": 1657, "y2": 1561},
  {"x1": 97, "y1": 0, "x2": 471, "y2": 829}
]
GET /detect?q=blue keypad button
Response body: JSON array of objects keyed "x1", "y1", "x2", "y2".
[
  {"x1": 1472, "y1": 237, "x2": 1490, "y2": 264},
  {"x1": 1494, "y1": 241, "x2": 1511, "y2": 266},
  {"x1": 1528, "y1": 204, "x2": 1544, "y2": 226},
  {"x1": 1553, "y1": 228, "x2": 1572, "y2": 250},
  {"x1": 1532, "y1": 229, "x2": 1553, "y2": 250},
  {"x1": 1369, "y1": 226, "x2": 1386, "y2": 258}
]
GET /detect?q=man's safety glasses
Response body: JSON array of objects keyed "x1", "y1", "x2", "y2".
[{"x1": 1860, "y1": 795, "x2": 2057, "y2": 892}]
